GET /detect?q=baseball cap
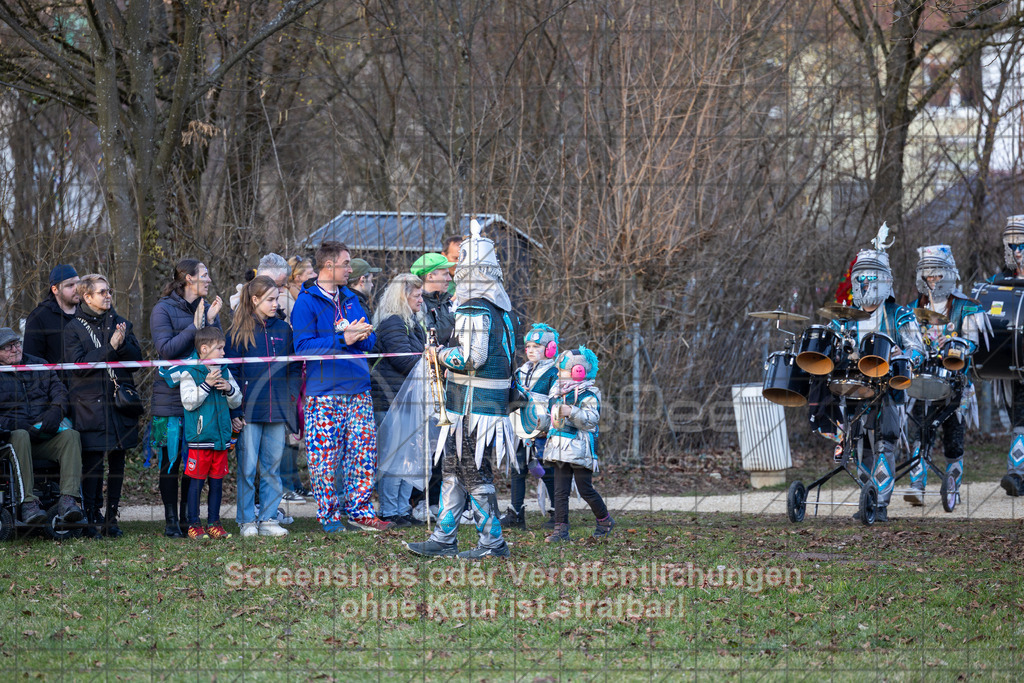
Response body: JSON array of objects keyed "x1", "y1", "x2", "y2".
[
  {"x1": 411, "y1": 253, "x2": 455, "y2": 278},
  {"x1": 348, "y1": 258, "x2": 381, "y2": 283},
  {"x1": 49, "y1": 264, "x2": 78, "y2": 287}
]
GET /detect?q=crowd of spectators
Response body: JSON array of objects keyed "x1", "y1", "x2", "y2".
[{"x1": 0, "y1": 236, "x2": 463, "y2": 539}]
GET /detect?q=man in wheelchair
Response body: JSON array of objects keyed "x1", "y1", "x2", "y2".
[{"x1": 0, "y1": 327, "x2": 84, "y2": 525}]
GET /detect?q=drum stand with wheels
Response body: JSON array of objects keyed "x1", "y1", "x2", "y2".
[
  {"x1": 787, "y1": 392, "x2": 885, "y2": 526},
  {"x1": 891, "y1": 395, "x2": 963, "y2": 513}
]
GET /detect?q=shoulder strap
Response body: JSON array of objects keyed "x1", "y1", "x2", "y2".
[{"x1": 76, "y1": 316, "x2": 118, "y2": 386}]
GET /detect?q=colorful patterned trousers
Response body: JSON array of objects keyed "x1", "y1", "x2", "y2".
[{"x1": 305, "y1": 392, "x2": 378, "y2": 523}]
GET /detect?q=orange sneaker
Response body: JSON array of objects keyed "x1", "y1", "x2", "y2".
[
  {"x1": 206, "y1": 524, "x2": 232, "y2": 539},
  {"x1": 188, "y1": 525, "x2": 209, "y2": 540}
]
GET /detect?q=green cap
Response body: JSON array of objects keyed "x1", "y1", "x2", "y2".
[
  {"x1": 348, "y1": 258, "x2": 381, "y2": 283},
  {"x1": 411, "y1": 253, "x2": 455, "y2": 278}
]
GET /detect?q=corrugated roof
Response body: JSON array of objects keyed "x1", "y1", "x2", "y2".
[{"x1": 302, "y1": 211, "x2": 542, "y2": 251}]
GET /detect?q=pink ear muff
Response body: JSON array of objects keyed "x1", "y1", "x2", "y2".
[
  {"x1": 570, "y1": 365, "x2": 587, "y2": 381},
  {"x1": 545, "y1": 340, "x2": 558, "y2": 359}
]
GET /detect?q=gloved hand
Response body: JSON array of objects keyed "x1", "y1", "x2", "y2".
[{"x1": 39, "y1": 407, "x2": 62, "y2": 435}]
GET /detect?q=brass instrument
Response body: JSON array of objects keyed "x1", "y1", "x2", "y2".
[{"x1": 426, "y1": 328, "x2": 454, "y2": 427}]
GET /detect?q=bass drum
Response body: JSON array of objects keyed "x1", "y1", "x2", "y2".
[
  {"x1": 971, "y1": 282, "x2": 1024, "y2": 381},
  {"x1": 762, "y1": 351, "x2": 810, "y2": 407}
]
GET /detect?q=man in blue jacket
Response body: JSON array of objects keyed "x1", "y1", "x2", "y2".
[{"x1": 290, "y1": 241, "x2": 393, "y2": 533}]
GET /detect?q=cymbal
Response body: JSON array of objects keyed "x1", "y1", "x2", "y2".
[
  {"x1": 914, "y1": 307, "x2": 949, "y2": 326},
  {"x1": 747, "y1": 308, "x2": 809, "y2": 323},
  {"x1": 817, "y1": 303, "x2": 870, "y2": 322}
]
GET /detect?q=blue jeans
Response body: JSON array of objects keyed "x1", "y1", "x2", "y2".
[
  {"x1": 378, "y1": 474, "x2": 413, "y2": 518},
  {"x1": 236, "y1": 422, "x2": 286, "y2": 524},
  {"x1": 280, "y1": 442, "x2": 302, "y2": 492}
]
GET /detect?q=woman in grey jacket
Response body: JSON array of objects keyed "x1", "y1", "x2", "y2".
[{"x1": 149, "y1": 258, "x2": 223, "y2": 537}]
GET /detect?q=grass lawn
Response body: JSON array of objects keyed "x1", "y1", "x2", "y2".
[{"x1": 2, "y1": 512, "x2": 1023, "y2": 680}]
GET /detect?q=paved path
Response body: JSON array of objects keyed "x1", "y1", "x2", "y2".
[{"x1": 117, "y1": 479, "x2": 1024, "y2": 523}]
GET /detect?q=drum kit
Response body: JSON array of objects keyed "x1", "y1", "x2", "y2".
[{"x1": 751, "y1": 302, "x2": 970, "y2": 524}]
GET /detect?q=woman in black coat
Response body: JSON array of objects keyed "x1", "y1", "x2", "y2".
[
  {"x1": 64, "y1": 274, "x2": 143, "y2": 537},
  {"x1": 149, "y1": 258, "x2": 223, "y2": 537},
  {"x1": 370, "y1": 273, "x2": 427, "y2": 525}
]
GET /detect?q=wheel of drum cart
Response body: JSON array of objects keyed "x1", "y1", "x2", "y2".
[
  {"x1": 786, "y1": 481, "x2": 807, "y2": 523},
  {"x1": 0, "y1": 508, "x2": 14, "y2": 541},
  {"x1": 858, "y1": 482, "x2": 877, "y2": 526},
  {"x1": 43, "y1": 506, "x2": 82, "y2": 541},
  {"x1": 940, "y1": 473, "x2": 958, "y2": 513}
]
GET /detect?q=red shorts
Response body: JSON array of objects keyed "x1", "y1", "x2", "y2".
[{"x1": 185, "y1": 448, "x2": 229, "y2": 480}]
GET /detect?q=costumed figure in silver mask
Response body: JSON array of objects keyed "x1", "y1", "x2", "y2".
[
  {"x1": 904, "y1": 245, "x2": 988, "y2": 506},
  {"x1": 811, "y1": 226, "x2": 925, "y2": 522},
  {"x1": 405, "y1": 220, "x2": 518, "y2": 559},
  {"x1": 987, "y1": 215, "x2": 1024, "y2": 496}
]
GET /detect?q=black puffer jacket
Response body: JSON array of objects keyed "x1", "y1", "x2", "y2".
[
  {"x1": 63, "y1": 305, "x2": 143, "y2": 451},
  {"x1": 370, "y1": 314, "x2": 426, "y2": 413},
  {"x1": 149, "y1": 292, "x2": 222, "y2": 417},
  {"x1": 0, "y1": 353, "x2": 68, "y2": 434},
  {"x1": 422, "y1": 290, "x2": 455, "y2": 346}
]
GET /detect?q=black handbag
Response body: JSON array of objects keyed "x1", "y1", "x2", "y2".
[{"x1": 76, "y1": 317, "x2": 145, "y2": 418}]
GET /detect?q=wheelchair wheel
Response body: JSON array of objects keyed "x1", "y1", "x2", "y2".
[
  {"x1": 44, "y1": 506, "x2": 82, "y2": 541},
  {"x1": 0, "y1": 508, "x2": 14, "y2": 541},
  {"x1": 858, "y1": 482, "x2": 877, "y2": 526},
  {"x1": 940, "y1": 474, "x2": 958, "y2": 513},
  {"x1": 786, "y1": 481, "x2": 807, "y2": 523}
]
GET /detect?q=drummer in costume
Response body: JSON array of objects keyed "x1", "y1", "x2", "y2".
[
  {"x1": 405, "y1": 221, "x2": 518, "y2": 559},
  {"x1": 904, "y1": 245, "x2": 987, "y2": 506},
  {"x1": 825, "y1": 240, "x2": 925, "y2": 521},
  {"x1": 988, "y1": 215, "x2": 1024, "y2": 497}
]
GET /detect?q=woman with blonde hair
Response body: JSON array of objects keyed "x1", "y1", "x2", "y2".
[
  {"x1": 370, "y1": 272, "x2": 426, "y2": 525},
  {"x1": 64, "y1": 273, "x2": 143, "y2": 537},
  {"x1": 281, "y1": 256, "x2": 315, "y2": 322}
]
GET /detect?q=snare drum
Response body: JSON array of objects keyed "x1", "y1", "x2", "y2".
[
  {"x1": 796, "y1": 325, "x2": 842, "y2": 375},
  {"x1": 858, "y1": 332, "x2": 895, "y2": 378},
  {"x1": 762, "y1": 351, "x2": 810, "y2": 407},
  {"x1": 889, "y1": 356, "x2": 913, "y2": 391},
  {"x1": 940, "y1": 337, "x2": 970, "y2": 371},
  {"x1": 828, "y1": 365, "x2": 878, "y2": 401},
  {"x1": 907, "y1": 360, "x2": 955, "y2": 402}
]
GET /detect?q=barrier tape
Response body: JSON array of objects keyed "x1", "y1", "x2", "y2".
[{"x1": 0, "y1": 351, "x2": 422, "y2": 373}]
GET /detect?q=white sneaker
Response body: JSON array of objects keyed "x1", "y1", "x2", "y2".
[
  {"x1": 276, "y1": 507, "x2": 294, "y2": 525},
  {"x1": 411, "y1": 500, "x2": 435, "y2": 523},
  {"x1": 239, "y1": 522, "x2": 259, "y2": 538},
  {"x1": 459, "y1": 509, "x2": 475, "y2": 525},
  {"x1": 258, "y1": 520, "x2": 289, "y2": 536}
]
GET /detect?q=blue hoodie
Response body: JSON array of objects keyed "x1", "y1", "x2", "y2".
[{"x1": 290, "y1": 282, "x2": 377, "y2": 396}]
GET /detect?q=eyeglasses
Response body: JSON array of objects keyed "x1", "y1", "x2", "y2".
[
  {"x1": 855, "y1": 274, "x2": 879, "y2": 284},
  {"x1": 1009, "y1": 243, "x2": 1024, "y2": 253},
  {"x1": 0, "y1": 341, "x2": 22, "y2": 351}
]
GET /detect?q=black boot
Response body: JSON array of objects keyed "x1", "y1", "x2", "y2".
[
  {"x1": 83, "y1": 508, "x2": 103, "y2": 540},
  {"x1": 499, "y1": 506, "x2": 526, "y2": 530},
  {"x1": 104, "y1": 506, "x2": 123, "y2": 538},
  {"x1": 164, "y1": 504, "x2": 183, "y2": 538}
]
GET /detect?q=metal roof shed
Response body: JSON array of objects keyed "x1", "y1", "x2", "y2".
[{"x1": 302, "y1": 211, "x2": 540, "y2": 310}]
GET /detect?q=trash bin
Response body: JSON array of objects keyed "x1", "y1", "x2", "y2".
[{"x1": 732, "y1": 383, "x2": 792, "y2": 488}]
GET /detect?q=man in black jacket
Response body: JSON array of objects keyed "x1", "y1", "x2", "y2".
[
  {"x1": 23, "y1": 265, "x2": 80, "y2": 380},
  {"x1": 0, "y1": 328, "x2": 83, "y2": 525},
  {"x1": 412, "y1": 253, "x2": 456, "y2": 345},
  {"x1": 347, "y1": 258, "x2": 382, "y2": 318}
]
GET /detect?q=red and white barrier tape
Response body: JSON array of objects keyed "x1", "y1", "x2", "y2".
[{"x1": 0, "y1": 351, "x2": 421, "y2": 373}]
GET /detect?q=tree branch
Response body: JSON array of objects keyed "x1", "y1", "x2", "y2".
[
  {"x1": 0, "y1": 0, "x2": 95, "y2": 93},
  {"x1": 186, "y1": 0, "x2": 328, "y2": 107}
]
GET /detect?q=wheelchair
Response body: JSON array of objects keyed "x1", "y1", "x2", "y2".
[{"x1": 0, "y1": 438, "x2": 85, "y2": 541}]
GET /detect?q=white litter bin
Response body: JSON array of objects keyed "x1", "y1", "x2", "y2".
[{"x1": 732, "y1": 383, "x2": 792, "y2": 488}]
